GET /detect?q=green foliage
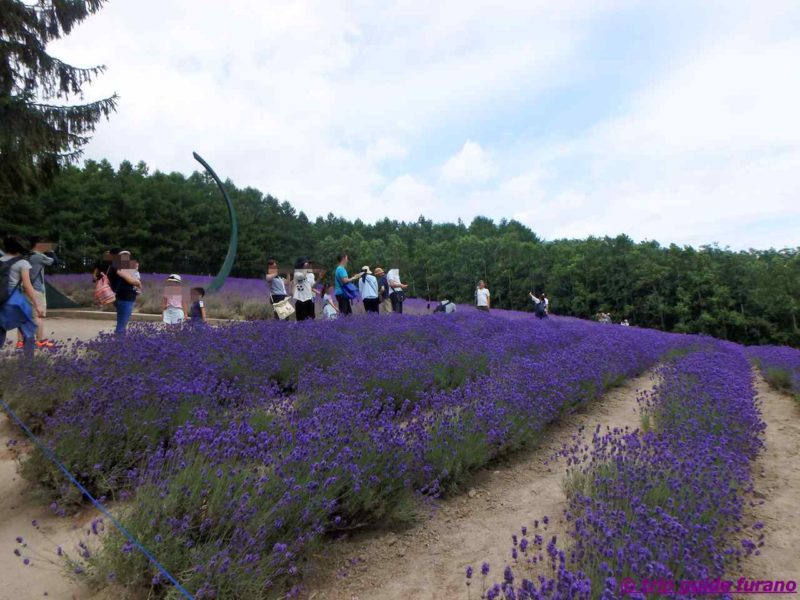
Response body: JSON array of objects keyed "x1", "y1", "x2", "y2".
[
  {"x1": 763, "y1": 367, "x2": 793, "y2": 392},
  {"x1": 0, "y1": 0, "x2": 117, "y2": 200},
  {"x1": 4, "y1": 160, "x2": 799, "y2": 347}
]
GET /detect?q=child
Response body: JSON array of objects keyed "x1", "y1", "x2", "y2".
[
  {"x1": 189, "y1": 287, "x2": 207, "y2": 324},
  {"x1": 162, "y1": 274, "x2": 188, "y2": 325},
  {"x1": 322, "y1": 285, "x2": 339, "y2": 320},
  {"x1": 118, "y1": 250, "x2": 142, "y2": 295}
]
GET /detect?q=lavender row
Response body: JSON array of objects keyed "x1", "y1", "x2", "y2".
[
  {"x1": 44, "y1": 318, "x2": 687, "y2": 598},
  {"x1": 473, "y1": 343, "x2": 765, "y2": 599},
  {"x1": 746, "y1": 344, "x2": 800, "y2": 398}
]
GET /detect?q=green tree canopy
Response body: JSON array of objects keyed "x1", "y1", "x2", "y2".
[
  {"x1": 0, "y1": 0, "x2": 117, "y2": 202},
  {"x1": 3, "y1": 159, "x2": 798, "y2": 347}
]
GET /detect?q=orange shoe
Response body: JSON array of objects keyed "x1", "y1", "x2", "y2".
[
  {"x1": 15, "y1": 341, "x2": 24, "y2": 349},
  {"x1": 36, "y1": 339, "x2": 55, "y2": 349}
]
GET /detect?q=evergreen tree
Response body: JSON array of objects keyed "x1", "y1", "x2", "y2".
[{"x1": 0, "y1": 0, "x2": 117, "y2": 201}]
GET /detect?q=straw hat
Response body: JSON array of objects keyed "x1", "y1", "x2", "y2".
[
  {"x1": 373, "y1": 267, "x2": 385, "y2": 276},
  {"x1": 361, "y1": 265, "x2": 372, "y2": 274},
  {"x1": 167, "y1": 274, "x2": 182, "y2": 283}
]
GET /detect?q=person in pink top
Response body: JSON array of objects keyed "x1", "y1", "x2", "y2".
[{"x1": 162, "y1": 274, "x2": 188, "y2": 325}]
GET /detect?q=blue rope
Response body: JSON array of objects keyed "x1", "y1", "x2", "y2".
[{"x1": 0, "y1": 398, "x2": 195, "y2": 600}]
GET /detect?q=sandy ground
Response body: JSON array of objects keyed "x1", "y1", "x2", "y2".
[
  {"x1": 737, "y1": 376, "x2": 800, "y2": 595},
  {"x1": 0, "y1": 319, "x2": 111, "y2": 600},
  {"x1": 0, "y1": 413, "x2": 104, "y2": 600},
  {"x1": 1, "y1": 317, "x2": 113, "y2": 351},
  {"x1": 301, "y1": 371, "x2": 656, "y2": 600}
]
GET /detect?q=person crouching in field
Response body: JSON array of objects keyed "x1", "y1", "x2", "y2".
[
  {"x1": 0, "y1": 235, "x2": 44, "y2": 355},
  {"x1": 475, "y1": 280, "x2": 490, "y2": 312},
  {"x1": 189, "y1": 287, "x2": 207, "y2": 324},
  {"x1": 162, "y1": 274, "x2": 188, "y2": 325}
]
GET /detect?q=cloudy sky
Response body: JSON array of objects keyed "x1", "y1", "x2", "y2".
[{"x1": 53, "y1": 0, "x2": 799, "y2": 249}]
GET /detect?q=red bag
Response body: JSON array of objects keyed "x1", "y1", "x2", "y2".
[{"x1": 94, "y1": 272, "x2": 116, "y2": 305}]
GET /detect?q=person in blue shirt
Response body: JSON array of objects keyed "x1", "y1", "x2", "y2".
[{"x1": 333, "y1": 253, "x2": 359, "y2": 315}]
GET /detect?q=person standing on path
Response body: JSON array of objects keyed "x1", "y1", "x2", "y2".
[
  {"x1": 334, "y1": 253, "x2": 359, "y2": 316},
  {"x1": 162, "y1": 274, "x2": 188, "y2": 325},
  {"x1": 476, "y1": 280, "x2": 491, "y2": 312},
  {"x1": 95, "y1": 248, "x2": 141, "y2": 335},
  {"x1": 358, "y1": 266, "x2": 380, "y2": 313},
  {"x1": 189, "y1": 287, "x2": 208, "y2": 324},
  {"x1": 322, "y1": 285, "x2": 339, "y2": 320},
  {"x1": 266, "y1": 258, "x2": 289, "y2": 319},
  {"x1": 19, "y1": 236, "x2": 55, "y2": 348},
  {"x1": 292, "y1": 258, "x2": 318, "y2": 321},
  {"x1": 0, "y1": 235, "x2": 44, "y2": 355},
  {"x1": 374, "y1": 267, "x2": 392, "y2": 314},
  {"x1": 387, "y1": 268, "x2": 408, "y2": 314}
]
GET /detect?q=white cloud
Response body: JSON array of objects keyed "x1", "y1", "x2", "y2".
[
  {"x1": 44, "y1": 0, "x2": 800, "y2": 249},
  {"x1": 440, "y1": 141, "x2": 496, "y2": 185}
]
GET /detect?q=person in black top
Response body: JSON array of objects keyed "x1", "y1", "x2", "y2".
[{"x1": 93, "y1": 248, "x2": 141, "y2": 334}]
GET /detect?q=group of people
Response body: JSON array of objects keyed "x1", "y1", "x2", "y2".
[
  {"x1": 91, "y1": 249, "x2": 208, "y2": 335},
  {"x1": 595, "y1": 312, "x2": 630, "y2": 326},
  {"x1": 265, "y1": 253, "x2": 410, "y2": 320},
  {"x1": 1, "y1": 237, "x2": 561, "y2": 351},
  {"x1": 0, "y1": 235, "x2": 57, "y2": 353}
]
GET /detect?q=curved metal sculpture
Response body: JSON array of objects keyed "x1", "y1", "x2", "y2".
[{"x1": 193, "y1": 152, "x2": 238, "y2": 293}]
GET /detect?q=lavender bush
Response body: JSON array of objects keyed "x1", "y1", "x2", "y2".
[
  {"x1": 746, "y1": 344, "x2": 800, "y2": 399},
  {"x1": 473, "y1": 342, "x2": 765, "y2": 599}
]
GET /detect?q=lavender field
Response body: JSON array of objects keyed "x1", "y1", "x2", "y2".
[{"x1": 0, "y1": 307, "x2": 796, "y2": 599}]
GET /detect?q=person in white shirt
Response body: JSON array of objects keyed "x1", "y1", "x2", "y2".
[
  {"x1": 358, "y1": 266, "x2": 380, "y2": 313},
  {"x1": 433, "y1": 299, "x2": 457, "y2": 314},
  {"x1": 292, "y1": 258, "x2": 318, "y2": 321},
  {"x1": 387, "y1": 268, "x2": 408, "y2": 314},
  {"x1": 322, "y1": 286, "x2": 339, "y2": 320},
  {"x1": 475, "y1": 280, "x2": 490, "y2": 312}
]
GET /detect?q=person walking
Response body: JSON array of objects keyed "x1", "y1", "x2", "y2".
[
  {"x1": 0, "y1": 235, "x2": 44, "y2": 355},
  {"x1": 18, "y1": 236, "x2": 55, "y2": 348},
  {"x1": 387, "y1": 268, "x2": 408, "y2": 314},
  {"x1": 333, "y1": 253, "x2": 359, "y2": 315},
  {"x1": 475, "y1": 280, "x2": 491, "y2": 312},
  {"x1": 358, "y1": 266, "x2": 380, "y2": 313},
  {"x1": 94, "y1": 248, "x2": 141, "y2": 335},
  {"x1": 292, "y1": 258, "x2": 317, "y2": 321},
  {"x1": 374, "y1": 267, "x2": 392, "y2": 314}
]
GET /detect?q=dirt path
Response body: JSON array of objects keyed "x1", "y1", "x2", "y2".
[
  {"x1": 737, "y1": 375, "x2": 800, "y2": 591},
  {"x1": 0, "y1": 317, "x2": 113, "y2": 351},
  {"x1": 0, "y1": 319, "x2": 114, "y2": 600},
  {"x1": 0, "y1": 412, "x2": 102, "y2": 600},
  {"x1": 302, "y1": 371, "x2": 656, "y2": 600}
]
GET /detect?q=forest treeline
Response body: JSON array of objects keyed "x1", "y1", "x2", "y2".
[{"x1": 3, "y1": 159, "x2": 798, "y2": 346}]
